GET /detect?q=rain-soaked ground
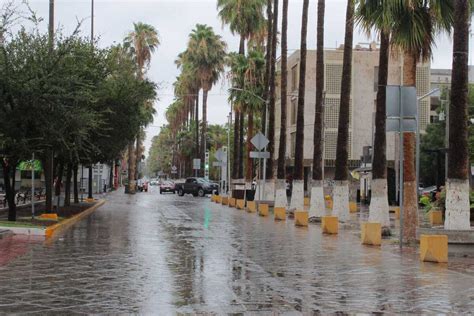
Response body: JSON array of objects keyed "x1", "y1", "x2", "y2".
[{"x1": 0, "y1": 188, "x2": 473, "y2": 314}]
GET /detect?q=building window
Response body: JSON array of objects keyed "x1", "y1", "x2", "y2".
[
  {"x1": 325, "y1": 64, "x2": 343, "y2": 94},
  {"x1": 291, "y1": 98, "x2": 297, "y2": 125},
  {"x1": 291, "y1": 64, "x2": 298, "y2": 92}
]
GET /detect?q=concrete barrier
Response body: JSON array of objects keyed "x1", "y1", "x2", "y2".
[
  {"x1": 361, "y1": 222, "x2": 381, "y2": 246},
  {"x1": 420, "y1": 234, "x2": 448, "y2": 263},
  {"x1": 221, "y1": 196, "x2": 229, "y2": 206},
  {"x1": 229, "y1": 198, "x2": 236, "y2": 207},
  {"x1": 236, "y1": 199, "x2": 245, "y2": 210},
  {"x1": 429, "y1": 210, "x2": 443, "y2": 226},
  {"x1": 349, "y1": 202, "x2": 358, "y2": 213},
  {"x1": 295, "y1": 211, "x2": 309, "y2": 227},
  {"x1": 274, "y1": 207, "x2": 286, "y2": 221},
  {"x1": 304, "y1": 197, "x2": 310, "y2": 206},
  {"x1": 247, "y1": 201, "x2": 257, "y2": 213},
  {"x1": 259, "y1": 204, "x2": 269, "y2": 216},
  {"x1": 322, "y1": 216, "x2": 338, "y2": 234}
]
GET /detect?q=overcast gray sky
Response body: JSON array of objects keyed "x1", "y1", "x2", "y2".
[{"x1": 9, "y1": 0, "x2": 468, "y2": 153}]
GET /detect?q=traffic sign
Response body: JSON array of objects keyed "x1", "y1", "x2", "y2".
[
  {"x1": 251, "y1": 132, "x2": 269, "y2": 151},
  {"x1": 193, "y1": 159, "x2": 201, "y2": 170},
  {"x1": 250, "y1": 151, "x2": 270, "y2": 159}
]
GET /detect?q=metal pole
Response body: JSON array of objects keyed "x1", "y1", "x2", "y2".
[
  {"x1": 31, "y1": 153, "x2": 35, "y2": 219},
  {"x1": 81, "y1": 165, "x2": 83, "y2": 202},
  {"x1": 262, "y1": 99, "x2": 269, "y2": 200},
  {"x1": 399, "y1": 86, "x2": 404, "y2": 248},
  {"x1": 445, "y1": 99, "x2": 449, "y2": 180}
]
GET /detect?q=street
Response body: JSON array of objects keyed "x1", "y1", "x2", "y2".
[{"x1": 0, "y1": 188, "x2": 473, "y2": 314}]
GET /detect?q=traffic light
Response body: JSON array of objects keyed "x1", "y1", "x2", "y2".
[{"x1": 204, "y1": 151, "x2": 210, "y2": 179}]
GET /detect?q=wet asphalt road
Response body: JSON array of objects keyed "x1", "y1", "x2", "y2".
[{"x1": 0, "y1": 187, "x2": 473, "y2": 314}]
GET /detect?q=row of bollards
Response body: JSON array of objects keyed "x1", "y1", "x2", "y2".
[{"x1": 210, "y1": 195, "x2": 448, "y2": 263}]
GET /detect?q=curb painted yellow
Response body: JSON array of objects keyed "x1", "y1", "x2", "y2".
[
  {"x1": 274, "y1": 207, "x2": 286, "y2": 221},
  {"x1": 304, "y1": 197, "x2": 310, "y2": 206},
  {"x1": 247, "y1": 201, "x2": 257, "y2": 213},
  {"x1": 349, "y1": 202, "x2": 358, "y2": 213},
  {"x1": 229, "y1": 198, "x2": 236, "y2": 208},
  {"x1": 295, "y1": 211, "x2": 309, "y2": 227},
  {"x1": 322, "y1": 216, "x2": 338, "y2": 234},
  {"x1": 429, "y1": 210, "x2": 443, "y2": 226},
  {"x1": 39, "y1": 213, "x2": 58, "y2": 221},
  {"x1": 236, "y1": 199, "x2": 245, "y2": 210},
  {"x1": 221, "y1": 196, "x2": 229, "y2": 206},
  {"x1": 259, "y1": 204, "x2": 269, "y2": 216},
  {"x1": 45, "y1": 200, "x2": 105, "y2": 238},
  {"x1": 420, "y1": 235, "x2": 448, "y2": 263},
  {"x1": 361, "y1": 222, "x2": 381, "y2": 246}
]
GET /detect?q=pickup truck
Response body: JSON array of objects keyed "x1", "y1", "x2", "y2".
[{"x1": 175, "y1": 177, "x2": 219, "y2": 197}]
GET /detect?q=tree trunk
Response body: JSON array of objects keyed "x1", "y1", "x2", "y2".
[
  {"x1": 88, "y1": 166, "x2": 93, "y2": 198},
  {"x1": 312, "y1": 0, "x2": 325, "y2": 182},
  {"x1": 127, "y1": 141, "x2": 136, "y2": 194},
  {"x1": 201, "y1": 88, "x2": 209, "y2": 176},
  {"x1": 266, "y1": 0, "x2": 279, "y2": 180},
  {"x1": 262, "y1": 0, "x2": 273, "y2": 133},
  {"x1": 43, "y1": 151, "x2": 53, "y2": 212},
  {"x1": 402, "y1": 52, "x2": 418, "y2": 243},
  {"x1": 1, "y1": 159, "x2": 17, "y2": 221},
  {"x1": 238, "y1": 110, "x2": 245, "y2": 179},
  {"x1": 109, "y1": 161, "x2": 114, "y2": 192},
  {"x1": 368, "y1": 30, "x2": 390, "y2": 227},
  {"x1": 64, "y1": 163, "x2": 72, "y2": 207},
  {"x1": 294, "y1": 0, "x2": 309, "y2": 181},
  {"x1": 334, "y1": 0, "x2": 354, "y2": 182},
  {"x1": 195, "y1": 90, "x2": 200, "y2": 159},
  {"x1": 135, "y1": 132, "x2": 142, "y2": 180},
  {"x1": 309, "y1": 0, "x2": 326, "y2": 219},
  {"x1": 54, "y1": 162, "x2": 64, "y2": 211},
  {"x1": 233, "y1": 108, "x2": 240, "y2": 179},
  {"x1": 277, "y1": 0, "x2": 288, "y2": 181},
  {"x1": 333, "y1": 0, "x2": 354, "y2": 223},
  {"x1": 445, "y1": 0, "x2": 471, "y2": 230},
  {"x1": 246, "y1": 111, "x2": 254, "y2": 181},
  {"x1": 73, "y1": 164, "x2": 79, "y2": 203}
]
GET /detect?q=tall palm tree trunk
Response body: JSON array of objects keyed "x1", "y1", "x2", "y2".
[
  {"x1": 127, "y1": 142, "x2": 136, "y2": 194},
  {"x1": 246, "y1": 111, "x2": 254, "y2": 181},
  {"x1": 310, "y1": 0, "x2": 326, "y2": 218},
  {"x1": 233, "y1": 108, "x2": 240, "y2": 179},
  {"x1": 64, "y1": 163, "x2": 72, "y2": 207},
  {"x1": 266, "y1": 0, "x2": 278, "y2": 181},
  {"x1": 290, "y1": 0, "x2": 309, "y2": 212},
  {"x1": 201, "y1": 88, "x2": 209, "y2": 176},
  {"x1": 135, "y1": 131, "x2": 143, "y2": 180},
  {"x1": 73, "y1": 164, "x2": 79, "y2": 203},
  {"x1": 368, "y1": 31, "x2": 390, "y2": 227},
  {"x1": 402, "y1": 52, "x2": 418, "y2": 243},
  {"x1": 195, "y1": 90, "x2": 200, "y2": 159},
  {"x1": 262, "y1": 0, "x2": 273, "y2": 133},
  {"x1": 333, "y1": 0, "x2": 354, "y2": 222},
  {"x1": 445, "y1": 0, "x2": 471, "y2": 230},
  {"x1": 275, "y1": 0, "x2": 288, "y2": 208},
  {"x1": 237, "y1": 35, "x2": 245, "y2": 180}
]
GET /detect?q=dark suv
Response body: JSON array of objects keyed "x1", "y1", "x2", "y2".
[{"x1": 175, "y1": 178, "x2": 218, "y2": 197}]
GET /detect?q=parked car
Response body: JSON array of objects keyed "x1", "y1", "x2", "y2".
[
  {"x1": 160, "y1": 181, "x2": 176, "y2": 194},
  {"x1": 175, "y1": 177, "x2": 218, "y2": 197}
]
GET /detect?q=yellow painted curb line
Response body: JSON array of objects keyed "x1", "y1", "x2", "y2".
[{"x1": 45, "y1": 200, "x2": 106, "y2": 238}]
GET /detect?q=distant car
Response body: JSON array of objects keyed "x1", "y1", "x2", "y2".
[
  {"x1": 175, "y1": 177, "x2": 219, "y2": 197},
  {"x1": 160, "y1": 181, "x2": 176, "y2": 194},
  {"x1": 137, "y1": 180, "x2": 148, "y2": 192}
]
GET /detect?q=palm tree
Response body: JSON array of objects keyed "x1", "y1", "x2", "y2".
[
  {"x1": 389, "y1": 0, "x2": 453, "y2": 242},
  {"x1": 290, "y1": 0, "x2": 309, "y2": 211},
  {"x1": 355, "y1": 0, "x2": 392, "y2": 227},
  {"x1": 333, "y1": 0, "x2": 355, "y2": 222},
  {"x1": 445, "y1": 0, "x2": 471, "y2": 230},
  {"x1": 309, "y1": 0, "x2": 326, "y2": 219},
  {"x1": 275, "y1": 0, "x2": 288, "y2": 208},
  {"x1": 217, "y1": 0, "x2": 266, "y2": 181},
  {"x1": 124, "y1": 22, "x2": 159, "y2": 193},
  {"x1": 185, "y1": 24, "x2": 227, "y2": 171}
]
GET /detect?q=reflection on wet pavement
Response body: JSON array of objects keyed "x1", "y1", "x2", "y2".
[{"x1": 0, "y1": 188, "x2": 473, "y2": 313}]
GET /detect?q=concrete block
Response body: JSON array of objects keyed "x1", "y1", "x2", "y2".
[
  {"x1": 247, "y1": 201, "x2": 257, "y2": 213},
  {"x1": 236, "y1": 199, "x2": 245, "y2": 210},
  {"x1": 325, "y1": 195, "x2": 333, "y2": 210},
  {"x1": 420, "y1": 235, "x2": 448, "y2": 263},
  {"x1": 304, "y1": 197, "x2": 310, "y2": 206},
  {"x1": 274, "y1": 207, "x2": 286, "y2": 221},
  {"x1": 221, "y1": 196, "x2": 229, "y2": 206},
  {"x1": 349, "y1": 202, "x2": 358, "y2": 213},
  {"x1": 295, "y1": 211, "x2": 309, "y2": 227},
  {"x1": 259, "y1": 204, "x2": 269, "y2": 216},
  {"x1": 229, "y1": 198, "x2": 236, "y2": 207},
  {"x1": 39, "y1": 213, "x2": 58, "y2": 221},
  {"x1": 361, "y1": 222, "x2": 381, "y2": 246},
  {"x1": 322, "y1": 216, "x2": 338, "y2": 234},
  {"x1": 216, "y1": 195, "x2": 222, "y2": 204},
  {"x1": 429, "y1": 210, "x2": 443, "y2": 226}
]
